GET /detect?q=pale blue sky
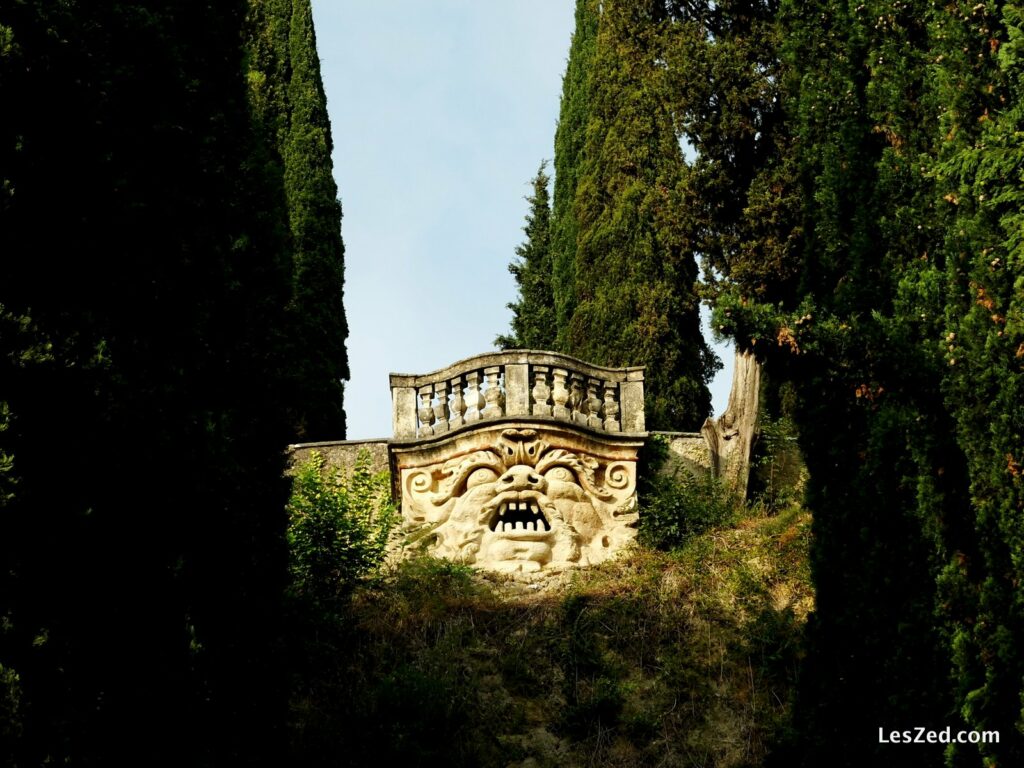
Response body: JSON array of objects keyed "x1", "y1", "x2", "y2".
[{"x1": 309, "y1": 1, "x2": 733, "y2": 438}]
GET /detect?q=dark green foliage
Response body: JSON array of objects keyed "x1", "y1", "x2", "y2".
[
  {"x1": 554, "y1": 0, "x2": 718, "y2": 429},
  {"x1": 700, "y1": 0, "x2": 1024, "y2": 763},
  {"x1": 666, "y1": 0, "x2": 802, "y2": 306},
  {"x1": 0, "y1": 1, "x2": 340, "y2": 763},
  {"x1": 709, "y1": 1, "x2": 970, "y2": 762},
  {"x1": 551, "y1": 0, "x2": 599, "y2": 341},
  {"x1": 934, "y1": 4, "x2": 1024, "y2": 762},
  {"x1": 637, "y1": 436, "x2": 735, "y2": 550},
  {"x1": 496, "y1": 162, "x2": 556, "y2": 350},
  {"x1": 638, "y1": 470, "x2": 734, "y2": 550},
  {"x1": 246, "y1": 0, "x2": 349, "y2": 441},
  {"x1": 286, "y1": 452, "x2": 395, "y2": 612}
]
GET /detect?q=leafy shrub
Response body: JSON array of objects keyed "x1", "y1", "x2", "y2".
[
  {"x1": 750, "y1": 414, "x2": 806, "y2": 511},
  {"x1": 286, "y1": 450, "x2": 396, "y2": 609},
  {"x1": 638, "y1": 470, "x2": 735, "y2": 550}
]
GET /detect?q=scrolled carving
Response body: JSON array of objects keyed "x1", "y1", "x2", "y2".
[
  {"x1": 604, "y1": 461, "x2": 633, "y2": 491},
  {"x1": 407, "y1": 469, "x2": 433, "y2": 496}
]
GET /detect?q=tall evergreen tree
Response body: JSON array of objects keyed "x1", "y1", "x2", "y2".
[
  {"x1": 559, "y1": 0, "x2": 717, "y2": 430},
  {"x1": 551, "y1": 0, "x2": 599, "y2": 344},
  {"x1": 246, "y1": 0, "x2": 349, "y2": 441},
  {"x1": 0, "y1": 1, "x2": 343, "y2": 762},
  {"x1": 654, "y1": 0, "x2": 1024, "y2": 762},
  {"x1": 665, "y1": 0, "x2": 801, "y2": 305},
  {"x1": 705, "y1": 0, "x2": 1024, "y2": 763},
  {"x1": 935, "y1": 3, "x2": 1024, "y2": 762},
  {"x1": 497, "y1": 162, "x2": 556, "y2": 350}
]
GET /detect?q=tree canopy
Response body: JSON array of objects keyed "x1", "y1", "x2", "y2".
[{"x1": 0, "y1": 2, "x2": 347, "y2": 763}]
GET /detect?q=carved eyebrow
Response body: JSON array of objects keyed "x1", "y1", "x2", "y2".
[
  {"x1": 433, "y1": 451, "x2": 504, "y2": 505},
  {"x1": 535, "y1": 449, "x2": 612, "y2": 500},
  {"x1": 534, "y1": 449, "x2": 581, "y2": 475}
]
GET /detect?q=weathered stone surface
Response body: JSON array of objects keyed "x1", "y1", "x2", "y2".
[
  {"x1": 390, "y1": 350, "x2": 646, "y2": 440},
  {"x1": 504, "y1": 363, "x2": 530, "y2": 416},
  {"x1": 391, "y1": 386, "x2": 417, "y2": 440},
  {"x1": 289, "y1": 438, "x2": 391, "y2": 476},
  {"x1": 619, "y1": 380, "x2": 646, "y2": 433},
  {"x1": 650, "y1": 431, "x2": 713, "y2": 478},
  {"x1": 391, "y1": 422, "x2": 642, "y2": 573}
]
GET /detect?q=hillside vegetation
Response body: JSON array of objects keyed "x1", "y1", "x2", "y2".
[{"x1": 286, "y1": 488, "x2": 812, "y2": 767}]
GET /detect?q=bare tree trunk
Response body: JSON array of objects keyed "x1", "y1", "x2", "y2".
[{"x1": 701, "y1": 350, "x2": 761, "y2": 500}]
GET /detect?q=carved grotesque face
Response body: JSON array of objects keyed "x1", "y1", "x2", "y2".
[{"x1": 404, "y1": 429, "x2": 637, "y2": 573}]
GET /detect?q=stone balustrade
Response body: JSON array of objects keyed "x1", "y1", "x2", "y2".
[{"x1": 389, "y1": 350, "x2": 645, "y2": 441}]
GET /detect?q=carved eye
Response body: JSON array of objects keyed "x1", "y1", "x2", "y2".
[
  {"x1": 466, "y1": 468, "x2": 499, "y2": 488},
  {"x1": 543, "y1": 466, "x2": 573, "y2": 483}
]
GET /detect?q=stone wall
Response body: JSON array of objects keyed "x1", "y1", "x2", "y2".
[
  {"x1": 650, "y1": 431, "x2": 714, "y2": 478},
  {"x1": 288, "y1": 438, "x2": 391, "y2": 477}
]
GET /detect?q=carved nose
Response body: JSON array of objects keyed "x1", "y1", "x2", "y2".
[{"x1": 498, "y1": 466, "x2": 544, "y2": 491}]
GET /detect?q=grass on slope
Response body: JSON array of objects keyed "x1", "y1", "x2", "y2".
[{"x1": 287, "y1": 503, "x2": 812, "y2": 768}]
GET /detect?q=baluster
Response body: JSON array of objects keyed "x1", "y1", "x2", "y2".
[
  {"x1": 432, "y1": 380, "x2": 450, "y2": 433},
  {"x1": 482, "y1": 366, "x2": 505, "y2": 419},
  {"x1": 551, "y1": 368, "x2": 570, "y2": 420},
  {"x1": 531, "y1": 366, "x2": 552, "y2": 417},
  {"x1": 586, "y1": 378, "x2": 603, "y2": 429},
  {"x1": 569, "y1": 373, "x2": 585, "y2": 424},
  {"x1": 464, "y1": 371, "x2": 484, "y2": 423},
  {"x1": 601, "y1": 381, "x2": 621, "y2": 432},
  {"x1": 417, "y1": 386, "x2": 436, "y2": 437},
  {"x1": 449, "y1": 376, "x2": 466, "y2": 429}
]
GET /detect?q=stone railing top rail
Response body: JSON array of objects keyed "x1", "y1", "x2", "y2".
[
  {"x1": 389, "y1": 349, "x2": 644, "y2": 389},
  {"x1": 389, "y1": 349, "x2": 645, "y2": 441}
]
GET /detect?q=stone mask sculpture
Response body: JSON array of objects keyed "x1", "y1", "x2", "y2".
[
  {"x1": 401, "y1": 428, "x2": 638, "y2": 572},
  {"x1": 389, "y1": 351, "x2": 646, "y2": 574}
]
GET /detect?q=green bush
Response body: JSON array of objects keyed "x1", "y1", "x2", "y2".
[
  {"x1": 750, "y1": 414, "x2": 807, "y2": 511},
  {"x1": 286, "y1": 450, "x2": 396, "y2": 609},
  {"x1": 638, "y1": 470, "x2": 735, "y2": 551}
]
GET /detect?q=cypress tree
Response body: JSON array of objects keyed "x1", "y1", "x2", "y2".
[
  {"x1": 497, "y1": 162, "x2": 556, "y2": 350},
  {"x1": 707, "y1": 0, "x2": 1012, "y2": 763},
  {"x1": 551, "y1": 0, "x2": 599, "y2": 344},
  {"x1": 935, "y1": 3, "x2": 1024, "y2": 761},
  {"x1": 665, "y1": 0, "x2": 801, "y2": 305},
  {"x1": 561, "y1": 0, "x2": 717, "y2": 430},
  {"x1": 246, "y1": 0, "x2": 349, "y2": 441},
  {"x1": 0, "y1": 1, "x2": 313, "y2": 762},
  {"x1": 663, "y1": 0, "x2": 1024, "y2": 762}
]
